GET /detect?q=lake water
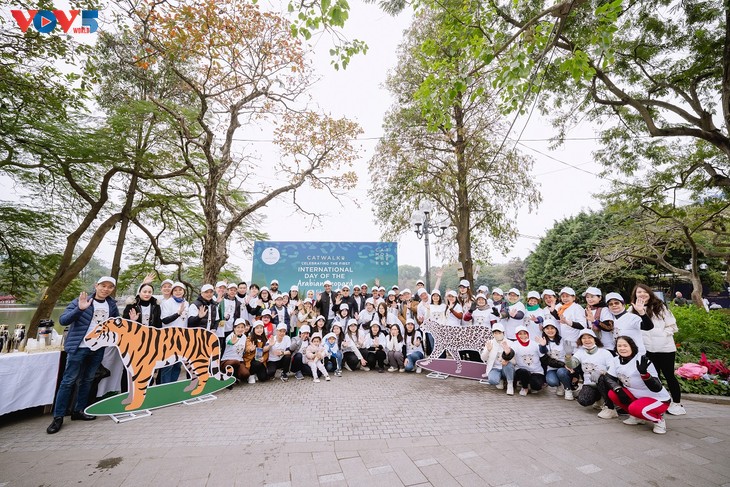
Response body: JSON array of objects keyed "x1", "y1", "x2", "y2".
[{"x1": 0, "y1": 305, "x2": 66, "y2": 333}]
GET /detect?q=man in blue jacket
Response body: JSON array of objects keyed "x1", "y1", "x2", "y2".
[{"x1": 47, "y1": 276, "x2": 119, "y2": 434}]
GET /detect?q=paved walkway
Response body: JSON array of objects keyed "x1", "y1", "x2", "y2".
[{"x1": 1, "y1": 371, "x2": 730, "y2": 486}]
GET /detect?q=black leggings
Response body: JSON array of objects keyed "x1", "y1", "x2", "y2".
[
  {"x1": 366, "y1": 349, "x2": 386, "y2": 369},
  {"x1": 250, "y1": 360, "x2": 268, "y2": 382},
  {"x1": 266, "y1": 355, "x2": 291, "y2": 378},
  {"x1": 577, "y1": 375, "x2": 614, "y2": 408},
  {"x1": 514, "y1": 369, "x2": 545, "y2": 391},
  {"x1": 647, "y1": 351, "x2": 681, "y2": 403},
  {"x1": 343, "y1": 351, "x2": 361, "y2": 370}
]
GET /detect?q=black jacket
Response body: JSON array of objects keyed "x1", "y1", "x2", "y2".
[{"x1": 122, "y1": 296, "x2": 162, "y2": 328}]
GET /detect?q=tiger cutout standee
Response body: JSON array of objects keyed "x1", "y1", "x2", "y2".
[
  {"x1": 82, "y1": 317, "x2": 234, "y2": 417},
  {"x1": 417, "y1": 319, "x2": 493, "y2": 380}
]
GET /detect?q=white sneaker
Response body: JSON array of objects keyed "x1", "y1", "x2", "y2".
[
  {"x1": 667, "y1": 402, "x2": 686, "y2": 416},
  {"x1": 416, "y1": 366, "x2": 422, "y2": 374},
  {"x1": 399, "y1": 368, "x2": 406, "y2": 373},
  {"x1": 506, "y1": 382, "x2": 514, "y2": 395},
  {"x1": 556, "y1": 385, "x2": 565, "y2": 396},
  {"x1": 247, "y1": 376, "x2": 256, "y2": 384},
  {"x1": 597, "y1": 406, "x2": 618, "y2": 419},
  {"x1": 593, "y1": 399, "x2": 604, "y2": 410},
  {"x1": 344, "y1": 363, "x2": 352, "y2": 372},
  {"x1": 623, "y1": 416, "x2": 645, "y2": 425},
  {"x1": 519, "y1": 387, "x2": 529, "y2": 396},
  {"x1": 653, "y1": 418, "x2": 667, "y2": 434},
  {"x1": 325, "y1": 376, "x2": 331, "y2": 381},
  {"x1": 564, "y1": 389, "x2": 574, "y2": 401},
  {"x1": 362, "y1": 366, "x2": 370, "y2": 371},
  {"x1": 313, "y1": 378, "x2": 320, "y2": 383},
  {"x1": 387, "y1": 366, "x2": 397, "y2": 372},
  {"x1": 495, "y1": 380, "x2": 504, "y2": 390}
]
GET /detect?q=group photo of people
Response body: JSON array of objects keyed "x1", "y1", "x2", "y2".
[{"x1": 48, "y1": 274, "x2": 684, "y2": 438}]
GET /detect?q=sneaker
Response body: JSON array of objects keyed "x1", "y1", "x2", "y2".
[
  {"x1": 399, "y1": 368, "x2": 406, "y2": 373},
  {"x1": 248, "y1": 376, "x2": 256, "y2": 384},
  {"x1": 378, "y1": 367, "x2": 385, "y2": 373},
  {"x1": 295, "y1": 371, "x2": 304, "y2": 380},
  {"x1": 667, "y1": 402, "x2": 686, "y2": 416},
  {"x1": 387, "y1": 366, "x2": 397, "y2": 372},
  {"x1": 416, "y1": 366, "x2": 422, "y2": 374},
  {"x1": 506, "y1": 382, "x2": 514, "y2": 395},
  {"x1": 325, "y1": 375, "x2": 331, "y2": 381},
  {"x1": 653, "y1": 418, "x2": 667, "y2": 434},
  {"x1": 313, "y1": 378, "x2": 320, "y2": 383},
  {"x1": 519, "y1": 387, "x2": 529, "y2": 396},
  {"x1": 597, "y1": 406, "x2": 618, "y2": 419},
  {"x1": 556, "y1": 385, "x2": 565, "y2": 396},
  {"x1": 495, "y1": 380, "x2": 504, "y2": 390},
  {"x1": 593, "y1": 399, "x2": 604, "y2": 410},
  {"x1": 564, "y1": 389, "x2": 574, "y2": 401},
  {"x1": 335, "y1": 369, "x2": 342, "y2": 377},
  {"x1": 280, "y1": 373, "x2": 289, "y2": 382},
  {"x1": 362, "y1": 366, "x2": 370, "y2": 371},
  {"x1": 623, "y1": 416, "x2": 645, "y2": 425},
  {"x1": 344, "y1": 363, "x2": 352, "y2": 372}
]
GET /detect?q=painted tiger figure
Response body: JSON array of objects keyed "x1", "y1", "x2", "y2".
[
  {"x1": 84, "y1": 317, "x2": 233, "y2": 411},
  {"x1": 419, "y1": 319, "x2": 493, "y2": 373}
]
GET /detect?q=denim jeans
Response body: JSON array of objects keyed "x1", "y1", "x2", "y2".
[
  {"x1": 404, "y1": 351, "x2": 424, "y2": 371},
  {"x1": 486, "y1": 362, "x2": 514, "y2": 384},
  {"x1": 324, "y1": 351, "x2": 343, "y2": 371},
  {"x1": 53, "y1": 347, "x2": 105, "y2": 417},
  {"x1": 546, "y1": 368, "x2": 572, "y2": 389},
  {"x1": 158, "y1": 363, "x2": 182, "y2": 384}
]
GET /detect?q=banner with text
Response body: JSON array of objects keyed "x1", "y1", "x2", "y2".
[{"x1": 251, "y1": 241, "x2": 398, "y2": 292}]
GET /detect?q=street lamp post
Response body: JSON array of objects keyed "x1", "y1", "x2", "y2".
[{"x1": 412, "y1": 201, "x2": 447, "y2": 292}]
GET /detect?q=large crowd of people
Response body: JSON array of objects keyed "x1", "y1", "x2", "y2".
[{"x1": 47, "y1": 275, "x2": 685, "y2": 437}]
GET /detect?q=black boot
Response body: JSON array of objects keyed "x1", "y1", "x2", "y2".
[{"x1": 46, "y1": 417, "x2": 63, "y2": 434}]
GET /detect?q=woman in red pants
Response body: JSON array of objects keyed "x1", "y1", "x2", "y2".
[{"x1": 605, "y1": 336, "x2": 671, "y2": 434}]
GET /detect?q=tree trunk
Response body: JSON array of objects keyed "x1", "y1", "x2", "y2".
[
  {"x1": 689, "y1": 272, "x2": 705, "y2": 309},
  {"x1": 28, "y1": 212, "x2": 123, "y2": 337},
  {"x1": 110, "y1": 172, "x2": 139, "y2": 292},
  {"x1": 453, "y1": 102, "x2": 474, "y2": 283}
]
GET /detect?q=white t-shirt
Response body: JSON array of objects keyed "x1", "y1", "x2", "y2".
[
  {"x1": 429, "y1": 303, "x2": 447, "y2": 325},
  {"x1": 556, "y1": 302, "x2": 587, "y2": 345},
  {"x1": 609, "y1": 354, "x2": 671, "y2": 402},
  {"x1": 268, "y1": 335, "x2": 292, "y2": 362},
  {"x1": 572, "y1": 346, "x2": 614, "y2": 386},
  {"x1": 79, "y1": 300, "x2": 109, "y2": 348},
  {"x1": 512, "y1": 340, "x2": 543, "y2": 374},
  {"x1": 612, "y1": 312, "x2": 646, "y2": 355},
  {"x1": 160, "y1": 298, "x2": 188, "y2": 328},
  {"x1": 445, "y1": 303, "x2": 463, "y2": 326},
  {"x1": 221, "y1": 332, "x2": 247, "y2": 361},
  {"x1": 504, "y1": 302, "x2": 526, "y2": 340}
]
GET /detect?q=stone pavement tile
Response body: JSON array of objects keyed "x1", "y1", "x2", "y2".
[
  {"x1": 432, "y1": 450, "x2": 474, "y2": 478},
  {"x1": 313, "y1": 451, "x2": 342, "y2": 476},
  {"x1": 335, "y1": 439, "x2": 389, "y2": 451},
  {"x1": 386, "y1": 437, "x2": 440, "y2": 449},
  {"x1": 386, "y1": 450, "x2": 428, "y2": 486},
  {"x1": 359, "y1": 449, "x2": 391, "y2": 468},
  {"x1": 290, "y1": 462, "x2": 318, "y2": 487},
  {"x1": 454, "y1": 472, "x2": 485, "y2": 487},
  {"x1": 436, "y1": 433, "x2": 485, "y2": 446},
  {"x1": 335, "y1": 450, "x2": 359, "y2": 460},
  {"x1": 319, "y1": 472, "x2": 346, "y2": 484},
  {"x1": 643, "y1": 461, "x2": 721, "y2": 487},
  {"x1": 368, "y1": 471, "x2": 406, "y2": 487},
  {"x1": 262, "y1": 452, "x2": 292, "y2": 485},
  {"x1": 282, "y1": 442, "x2": 334, "y2": 453},
  {"x1": 417, "y1": 464, "x2": 460, "y2": 487}
]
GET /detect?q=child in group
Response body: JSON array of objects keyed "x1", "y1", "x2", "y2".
[
  {"x1": 480, "y1": 323, "x2": 515, "y2": 395},
  {"x1": 512, "y1": 325, "x2": 545, "y2": 396},
  {"x1": 605, "y1": 336, "x2": 671, "y2": 434},
  {"x1": 305, "y1": 332, "x2": 330, "y2": 382},
  {"x1": 539, "y1": 321, "x2": 574, "y2": 400},
  {"x1": 323, "y1": 326, "x2": 344, "y2": 376},
  {"x1": 385, "y1": 323, "x2": 405, "y2": 372}
]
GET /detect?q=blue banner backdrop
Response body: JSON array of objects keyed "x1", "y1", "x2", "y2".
[{"x1": 251, "y1": 241, "x2": 398, "y2": 292}]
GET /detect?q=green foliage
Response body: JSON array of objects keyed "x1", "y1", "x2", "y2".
[
  {"x1": 672, "y1": 305, "x2": 730, "y2": 345},
  {"x1": 676, "y1": 376, "x2": 730, "y2": 397},
  {"x1": 524, "y1": 209, "x2": 651, "y2": 294}
]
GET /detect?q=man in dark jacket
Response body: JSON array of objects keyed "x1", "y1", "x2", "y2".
[
  {"x1": 316, "y1": 280, "x2": 336, "y2": 330},
  {"x1": 333, "y1": 285, "x2": 358, "y2": 319},
  {"x1": 47, "y1": 276, "x2": 120, "y2": 434},
  {"x1": 188, "y1": 284, "x2": 218, "y2": 330}
]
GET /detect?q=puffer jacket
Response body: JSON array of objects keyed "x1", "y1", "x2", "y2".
[
  {"x1": 60, "y1": 293, "x2": 120, "y2": 353},
  {"x1": 639, "y1": 308, "x2": 678, "y2": 353}
]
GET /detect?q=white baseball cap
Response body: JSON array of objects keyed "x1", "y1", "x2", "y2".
[
  {"x1": 339, "y1": 303, "x2": 349, "y2": 310},
  {"x1": 492, "y1": 323, "x2": 505, "y2": 333},
  {"x1": 97, "y1": 276, "x2": 116, "y2": 286},
  {"x1": 477, "y1": 285, "x2": 488, "y2": 293},
  {"x1": 542, "y1": 289, "x2": 556, "y2": 297},
  {"x1": 323, "y1": 280, "x2": 332, "y2": 286},
  {"x1": 475, "y1": 293, "x2": 488, "y2": 301},
  {"x1": 527, "y1": 291, "x2": 541, "y2": 300},
  {"x1": 446, "y1": 290, "x2": 458, "y2": 298},
  {"x1": 270, "y1": 279, "x2": 279, "y2": 285},
  {"x1": 227, "y1": 282, "x2": 238, "y2": 289},
  {"x1": 234, "y1": 318, "x2": 248, "y2": 326},
  {"x1": 161, "y1": 279, "x2": 174, "y2": 287},
  {"x1": 416, "y1": 279, "x2": 425, "y2": 285},
  {"x1": 261, "y1": 309, "x2": 272, "y2": 316},
  {"x1": 459, "y1": 279, "x2": 470, "y2": 288},
  {"x1": 200, "y1": 284, "x2": 214, "y2": 293},
  {"x1": 417, "y1": 288, "x2": 428, "y2": 296},
  {"x1": 172, "y1": 281, "x2": 185, "y2": 291},
  {"x1": 583, "y1": 287, "x2": 602, "y2": 297},
  {"x1": 579, "y1": 328, "x2": 597, "y2": 338},
  {"x1": 401, "y1": 288, "x2": 412, "y2": 295},
  {"x1": 342, "y1": 285, "x2": 350, "y2": 290},
  {"x1": 347, "y1": 319, "x2": 358, "y2": 327},
  {"x1": 215, "y1": 281, "x2": 227, "y2": 288},
  {"x1": 560, "y1": 287, "x2": 576, "y2": 296},
  {"x1": 314, "y1": 315, "x2": 326, "y2": 323},
  {"x1": 431, "y1": 289, "x2": 441, "y2": 296},
  {"x1": 290, "y1": 285, "x2": 298, "y2": 291},
  {"x1": 323, "y1": 332, "x2": 337, "y2": 341},
  {"x1": 365, "y1": 298, "x2": 375, "y2": 305},
  {"x1": 605, "y1": 292, "x2": 624, "y2": 303},
  {"x1": 492, "y1": 288, "x2": 504, "y2": 296},
  {"x1": 392, "y1": 285, "x2": 400, "y2": 290},
  {"x1": 507, "y1": 288, "x2": 521, "y2": 297},
  {"x1": 311, "y1": 332, "x2": 322, "y2": 340},
  {"x1": 387, "y1": 290, "x2": 396, "y2": 296},
  {"x1": 299, "y1": 325, "x2": 311, "y2": 334},
  {"x1": 253, "y1": 320, "x2": 264, "y2": 328},
  {"x1": 515, "y1": 325, "x2": 529, "y2": 336},
  {"x1": 276, "y1": 323, "x2": 287, "y2": 331}
]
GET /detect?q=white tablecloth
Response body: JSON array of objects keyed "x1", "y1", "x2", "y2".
[
  {"x1": 97, "y1": 347, "x2": 125, "y2": 397},
  {"x1": 0, "y1": 351, "x2": 61, "y2": 416}
]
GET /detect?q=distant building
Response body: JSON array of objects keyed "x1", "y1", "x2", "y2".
[{"x1": 0, "y1": 295, "x2": 17, "y2": 304}]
